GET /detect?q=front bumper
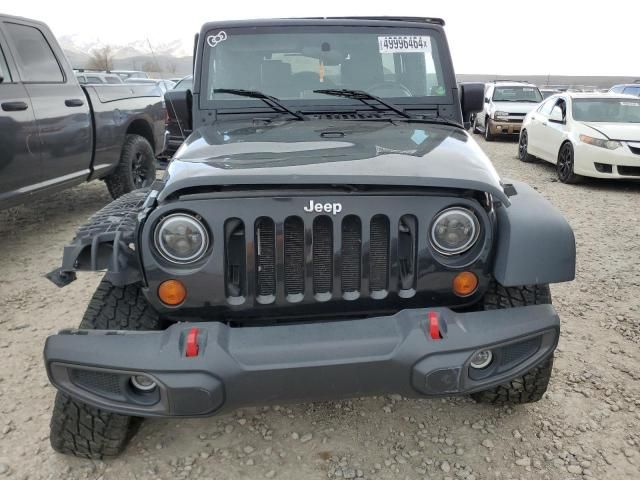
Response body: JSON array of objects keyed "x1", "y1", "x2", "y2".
[
  {"x1": 573, "y1": 141, "x2": 640, "y2": 178},
  {"x1": 489, "y1": 118, "x2": 523, "y2": 135},
  {"x1": 44, "y1": 305, "x2": 559, "y2": 417}
]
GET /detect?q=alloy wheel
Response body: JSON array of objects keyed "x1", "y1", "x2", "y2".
[
  {"x1": 518, "y1": 132, "x2": 528, "y2": 160},
  {"x1": 557, "y1": 144, "x2": 576, "y2": 183}
]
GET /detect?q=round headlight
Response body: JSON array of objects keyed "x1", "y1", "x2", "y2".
[
  {"x1": 154, "y1": 213, "x2": 209, "y2": 264},
  {"x1": 430, "y1": 208, "x2": 480, "y2": 255}
]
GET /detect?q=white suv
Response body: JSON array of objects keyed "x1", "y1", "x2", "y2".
[{"x1": 473, "y1": 81, "x2": 543, "y2": 141}]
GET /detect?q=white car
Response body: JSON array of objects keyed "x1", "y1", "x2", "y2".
[
  {"x1": 518, "y1": 93, "x2": 640, "y2": 183},
  {"x1": 473, "y1": 81, "x2": 543, "y2": 140}
]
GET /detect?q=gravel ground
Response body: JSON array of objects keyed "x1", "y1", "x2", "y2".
[{"x1": 1, "y1": 135, "x2": 640, "y2": 480}]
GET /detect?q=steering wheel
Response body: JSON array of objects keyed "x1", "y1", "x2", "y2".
[{"x1": 367, "y1": 81, "x2": 413, "y2": 97}]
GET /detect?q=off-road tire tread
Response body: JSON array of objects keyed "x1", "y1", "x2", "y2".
[
  {"x1": 49, "y1": 280, "x2": 161, "y2": 459},
  {"x1": 472, "y1": 282, "x2": 554, "y2": 405},
  {"x1": 79, "y1": 280, "x2": 161, "y2": 331},
  {"x1": 483, "y1": 283, "x2": 551, "y2": 310},
  {"x1": 50, "y1": 392, "x2": 139, "y2": 459},
  {"x1": 471, "y1": 356, "x2": 554, "y2": 405},
  {"x1": 105, "y1": 134, "x2": 155, "y2": 200}
]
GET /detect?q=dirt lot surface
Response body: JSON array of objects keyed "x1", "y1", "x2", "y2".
[{"x1": 1, "y1": 135, "x2": 640, "y2": 480}]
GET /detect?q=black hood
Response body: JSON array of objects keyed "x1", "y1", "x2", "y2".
[{"x1": 160, "y1": 119, "x2": 508, "y2": 204}]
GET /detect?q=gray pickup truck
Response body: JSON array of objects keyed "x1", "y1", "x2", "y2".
[
  {"x1": 44, "y1": 16, "x2": 576, "y2": 459},
  {"x1": 0, "y1": 14, "x2": 165, "y2": 209}
]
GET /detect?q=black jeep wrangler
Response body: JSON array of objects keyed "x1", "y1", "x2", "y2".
[{"x1": 44, "y1": 17, "x2": 576, "y2": 459}]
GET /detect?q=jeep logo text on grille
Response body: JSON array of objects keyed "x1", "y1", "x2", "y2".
[{"x1": 303, "y1": 200, "x2": 342, "y2": 215}]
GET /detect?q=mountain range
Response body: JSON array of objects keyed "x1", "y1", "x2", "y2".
[{"x1": 59, "y1": 35, "x2": 193, "y2": 75}]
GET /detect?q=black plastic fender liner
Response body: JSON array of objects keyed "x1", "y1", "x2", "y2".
[
  {"x1": 493, "y1": 180, "x2": 575, "y2": 286},
  {"x1": 46, "y1": 189, "x2": 155, "y2": 287}
]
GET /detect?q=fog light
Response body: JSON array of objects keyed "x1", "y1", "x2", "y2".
[
  {"x1": 131, "y1": 375, "x2": 157, "y2": 392},
  {"x1": 470, "y1": 350, "x2": 493, "y2": 369}
]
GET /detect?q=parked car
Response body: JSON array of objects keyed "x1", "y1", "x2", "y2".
[
  {"x1": 172, "y1": 74, "x2": 192, "y2": 91},
  {"x1": 518, "y1": 92, "x2": 640, "y2": 183},
  {"x1": 124, "y1": 78, "x2": 176, "y2": 95},
  {"x1": 473, "y1": 81, "x2": 543, "y2": 140},
  {"x1": 0, "y1": 14, "x2": 166, "y2": 209},
  {"x1": 540, "y1": 88, "x2": 561, "y2": 99},
  {"x1": 111, "y1": 70, "x2": 149, "y2": 80},
  {"x1": 45, "y1": 16, "x2": 575, "y2": 459},
  {"x1": 609, "y1": 82, "x2": 640, "y2": 97},
  {"x1": 75, "y1": 71, "x2": 123, "y2": 84}
]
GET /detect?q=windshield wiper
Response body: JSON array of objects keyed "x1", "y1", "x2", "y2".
[
  {"x1": 314, "y1": 88, "x2": 462, "y2": 128},
  {"x1": 314, "y1": 88, "x2": 411, "y2": 119},
  {"x1": 214, "y1": 88, "x2": 305, "y2": 121}
]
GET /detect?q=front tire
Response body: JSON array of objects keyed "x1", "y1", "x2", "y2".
[
  {"x1": 484, "y1": 117, "x2": 495, "y2": 141},
  {"x1": 471, "y1": 282, "x2": 554, "y2": 405},
  {"x1": 518, "y1": 130, "x2": 535, "y2": 162},
  {"x1": 557, "y1": 142, "x2": 580, "y2": 184},
  {"x1": 49, "y1": 281, "x2": 162, "y2": 459},
  {"x1": 105, "y1": 134, "x2": 156, "y2": 200}
]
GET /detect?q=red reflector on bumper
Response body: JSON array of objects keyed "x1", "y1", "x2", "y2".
[
  {"x1": 185, "y1": 328, "x2": 199, "y2": 357},
  {"x1": 428, "y1": 312, "x2": 441, "y2": 340}
]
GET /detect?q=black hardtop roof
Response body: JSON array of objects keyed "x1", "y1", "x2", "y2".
[{"x1": 200, "y1": 16, "x2": 445, "y2": 32}]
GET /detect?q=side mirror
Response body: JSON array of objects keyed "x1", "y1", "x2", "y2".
[
  {"x1": 459, "y1": 83, "x2": 485, "y2": 128},
  {"x1": 549, "y1": 106, "x2": 564, "y2": 123},
  {"x1": 164, "y1": 89, "x2": 193, "y2": 133}
]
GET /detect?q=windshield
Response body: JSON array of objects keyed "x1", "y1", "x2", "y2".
[
  {"x1": 572, "y1": 98, "x2": 640, "y2": 123},
  {"x1": 203, "y1": 27, "x2": 447, "y2": 105},
  {"x1": 492, "y1": 86, "x2": 542, "y2": 103}
]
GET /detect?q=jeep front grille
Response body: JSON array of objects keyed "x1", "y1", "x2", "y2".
[
  {"x1": 312, "y1": 216, "x2": 333, "y2": 298},
  {"x1": 369, "y1": 215, "x2": 390, "y2": 294},
  {"x1": 283, "y1": 216, "x2": 305, "y2": 299},
  {"x1": 223, "y1": 213, "x2": 416, "y2": 305},
  {"x1": 255, "y1": 217, "x2": 276, "y2": 303},
  {"x1": 340, "y1": 216, "x2": 362, "y2": 296}
]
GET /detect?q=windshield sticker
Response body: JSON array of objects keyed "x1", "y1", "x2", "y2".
[
  {"x1": 207, "y1": 31, "x2": 228, "y2": 48},
  {"x1": 378, "y1": 36, "x2": 431, "y2": 53},
  {"x1": 621, "y1": 102, "x2": 640, "y2": 106},
  {"x1": 411, "y1": 130, "x2": 428, "y2": 145},
  {"x1": 523, "y1": 87, "x2": 534, "y2": 91}
]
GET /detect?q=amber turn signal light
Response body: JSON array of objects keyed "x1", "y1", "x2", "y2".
[
  {"x1": 158, "y1": 279, "x2": 187, "y2": 306},
  {"x1": 452, "y1": 271, "x2": 478, "y2": 297}
]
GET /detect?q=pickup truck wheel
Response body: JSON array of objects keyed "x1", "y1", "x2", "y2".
[
  {"x1": 105, "y1": 134, "x2": 156, "y2": 199},
  {"x1": 471, "y1": 282, "x2": 554, "y2": 405},
  {"x1": 49, "y1": 280, "x2": 162, "y2": 459}
]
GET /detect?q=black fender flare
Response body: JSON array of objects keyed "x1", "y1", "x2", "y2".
[
  {"x1": 493, "y1": 180, "x2": 575, "y2": 286},
  {"x1": 46, "y1": 189, "x2": 155, "y2": 287}
]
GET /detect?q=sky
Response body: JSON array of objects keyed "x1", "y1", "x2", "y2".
[{"x1": 3, "y1": 0, "x2": 639, "y2": 76}]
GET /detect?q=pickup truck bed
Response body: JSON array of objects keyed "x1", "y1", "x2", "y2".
[{"x1": 0, "y1": 14, "x2": 165, "y2": 209}]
